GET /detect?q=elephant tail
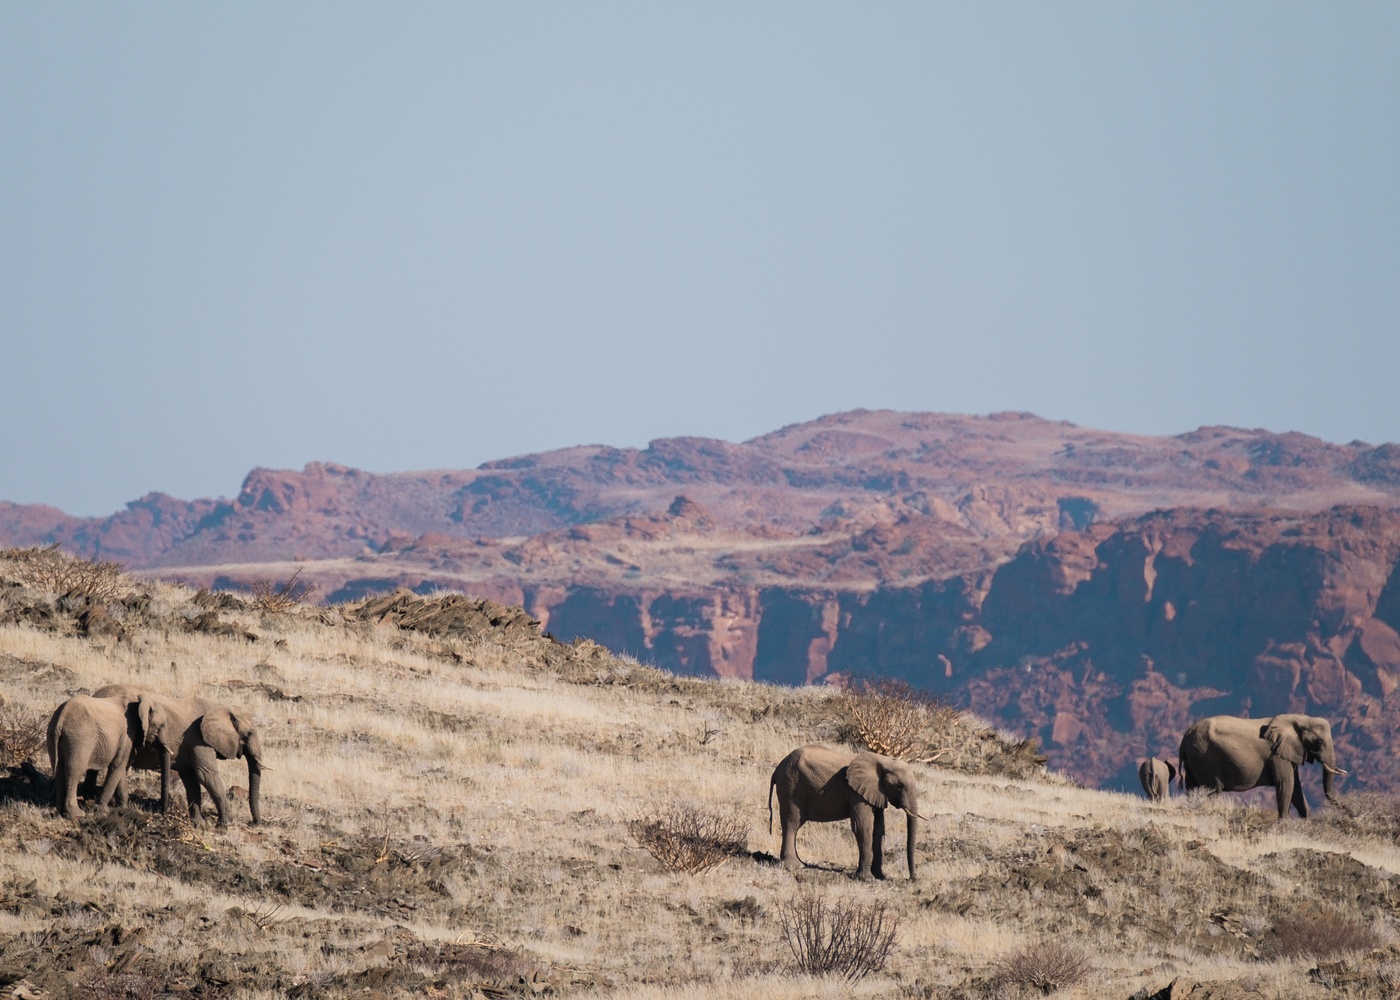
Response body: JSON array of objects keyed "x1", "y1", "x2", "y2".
[{"x1": 768, "y1": 775, "x2": 775, "y2": 836}]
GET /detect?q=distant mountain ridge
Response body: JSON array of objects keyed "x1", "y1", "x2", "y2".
[{"x1": 3, "y1": 410, "x2": 1397, "y2": 576}]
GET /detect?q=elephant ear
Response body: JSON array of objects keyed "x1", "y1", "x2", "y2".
[
  {"x1": 846, "y1": 753, "x2": 889, "y2": 810},
  {"x1": 1264, "y1": 717, "x2": 1305, "y2": 765},
  {"x1": 200, "y1": 709, "x2": 242, "y2": 760}
]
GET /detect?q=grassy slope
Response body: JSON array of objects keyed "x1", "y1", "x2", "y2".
[{"x1": 1, "y1": 576, "x2": 1399, "y2": 998}]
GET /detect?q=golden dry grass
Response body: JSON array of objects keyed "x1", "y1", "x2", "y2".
[{"x1": 0, "y1": 571, "x2": 1398, "y2": 997}]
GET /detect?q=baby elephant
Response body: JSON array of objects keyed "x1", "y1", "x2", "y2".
[
  {"x1": 47, "y1": 695, "x2": 135, "y2": 818},
  {"x1": 1138, "y1": 757, "x2": 1176, "y2": 801},
  {"x1": 769, "y1": 744, "x2": 921, "y2": 880}
]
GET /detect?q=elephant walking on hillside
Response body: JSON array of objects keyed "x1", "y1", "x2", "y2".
[
  {"x1": 1178, "y1": 714, "x2": 1346, "y2": 820},
  {"x1": 93, "y1": 685, "x2": 266, "y2": 827},
  {"x1": 47, "y1": 695, "x2": 136, "y2": 818},
  {"x1": 1138, "y1": 758, "x2": 1176, "y2": 802},
  {"x1": 769, "y1": 744, "x2": 921, "y2": 880}
]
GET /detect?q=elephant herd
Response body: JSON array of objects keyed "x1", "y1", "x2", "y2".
[
  {"x1": 773, "y1": 712, "x2": 1350, "y2": 883},
  {"x1": 42, "y1": 684, "x2": 1347, "y2": 883},
  {"x1": 1139, "y1": 712, "x2": 1347, "y2": 820},
  {"x1": 46, "y1": 685, "x2": 265, "y2": 827}
]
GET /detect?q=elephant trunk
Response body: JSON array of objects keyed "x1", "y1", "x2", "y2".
[
  {"x1": 246, "y1": 755, "x2": 263, "y2": 825},
  {"x1": 905, "y1": 810, "x2": 918, "y2": 880},
  {"x1": 1321, "y1": 746, "x2": 1345, "y2": 803}
]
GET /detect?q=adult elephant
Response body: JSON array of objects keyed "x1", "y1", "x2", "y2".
[
  {"x1": 47, "y1": 695, "x2": 136, "y2": 818},
  {"x1": 1178, "y1": 714, "x2": 1346, "y2": 820},
  {"x1": 768, "y1": 744, "x2": 920, "y2": 880},
  {"x1": 1137, "y1": 758, "x2": 1176, "y2": 802},
  {"x1": 93, "y1": 684, "x2": 266, "y2": 827}
]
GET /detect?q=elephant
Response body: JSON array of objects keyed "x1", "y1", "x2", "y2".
[
  {"x1": 92, "y1": 684, "x2": 266, "y2": 827},
  {"x1": 47, "y1": 695, "x2": 136, "y2": 818},
  {"x1": 1178, "y1": 713, "x2": 1346, "y2": 820},
  {"x1": 1137, "y1": 757, "x2": 1176, "y2": 802},
  {"x1": 768, "y1": 744, "x2": 920, "y2": 880}
]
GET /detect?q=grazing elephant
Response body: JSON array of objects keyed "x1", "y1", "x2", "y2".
[
  {"x1": 1138, "y1": 757, "x2": 1176, "y2": 802},
  {"x1": 1178, "y1": 714, "x2": 1346, "y2": 820},
  {"x1": 47, "y1": 695, "x2": 135, "y2": 818},
  {"x1": 768, "y1": 744, "x2": 920, "y2": 880},
  {"x1": 93, "y1": 684, "x2": 266, "y2": 827}
]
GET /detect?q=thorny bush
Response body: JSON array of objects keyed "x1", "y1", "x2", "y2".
[
  {"x1": 777, "y1": 894, "x2": 898, "y2": 982},
  {"x1": 632, "y1": 801, "x2": 748, "y2": 875},
  {"x1": 837, "y1": 676, "x2": 958, "y2": 761},
  {"x1": 247, "y1": 567, "x2": 319, "y2": 612},
  {"x1": 993, "y1": 941, "x2": 1094, "y2": 995},
  {"x1": 0, "y1": 702, "x2": 47, "y2": 767},
  {"x1": 1269, "y1": 909, "x2": 1381, "y2": 960},
  {"x1": 0, "y1": 545, "x2": 125, "y2": 602}
]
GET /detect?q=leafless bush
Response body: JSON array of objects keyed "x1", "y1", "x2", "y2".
[
  {"x1": 0, "y1": 703, "x2": 48, "y2": 767},
  {"x1": 0, "y1": 544, "x2": 125, "y2": 602},
  {"x1": 72, "y1": 972, "x2": 161, "y2": 1000},
  {"x1": 632, "y1": 801, "x2": 748, "y2": 875},
  {"x1": 405, "y1": 942, "x2": 540, "y2": 984},
  {"x1": 777, "y1": 894, "x2": 898, "y2": 982},
  {"x1": 1269, "y1": 910, "x2": 1381, "y2": 960},
  {"x1": 993, "y1": 941, "x2": 1094, "y2": 995},
  {"x1": 837, "y1": 676, "x2": 956, "y2": 761},
  {"x1": 248, "y1": 567, "x2": 318, "y2": 612}
]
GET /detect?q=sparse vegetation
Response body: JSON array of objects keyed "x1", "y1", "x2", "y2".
[
  {"x1": 993, "y1": 941, "x2": 1095, "y2": 995},
  {"x1": 1268, "y1": 909, "x2": 1382, "y2": 961},
  {"x1": 0, "y1": 544, "x2": 125, "y2": 602},
  {"x1": 0, "y1": 701, "x2": 47, "y2": 766},
  {"x1": 247, "y1": 566, "x2": 319, "y2": 612},
  {"x1": 0, "y1": 563, "x2": 1397, "y2": 998},
  {"x1": 837, "y1": 675, "x2": 957, "y2": 761},
  {"x1": 633, "y1": 801, "x2": 749, "y2": 875},
  {"x1": 777, "y1": 894, "x2": 897, "y2": 982}
]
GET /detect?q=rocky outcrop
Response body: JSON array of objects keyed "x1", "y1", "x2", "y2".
[{"x1": 5, "y1": 410, "x2": 1399, "y2": 577}]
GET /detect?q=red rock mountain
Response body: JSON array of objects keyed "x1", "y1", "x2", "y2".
[{"x1": 5, "y1": 410, "x2": 1400, "y2": 791}]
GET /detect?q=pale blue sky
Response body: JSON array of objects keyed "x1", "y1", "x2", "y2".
[{"x1": 3, "y1": 5, "x2": 1397, "y2": 516}]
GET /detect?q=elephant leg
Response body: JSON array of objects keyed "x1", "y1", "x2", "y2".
[
  {"x1": 870, "y1": 807, "x2": 887, "y2": 880},
  {"x1": 96, "y1": 737, "x2": 132, "y2": 809},
  {"x1": 1270, "y1": 760, "x2": 1296, "y2": 820},
  {"x1": 1290, "y1": 765, "x2": 1310, "y2": 819},
  {"x1": 779, "y1": 807, "x2": 804, "y2": 870},
  {"x1": 179, "y1": 767, "x2": 205, "y2": 825},
  {"x1": 850, "y1": 802, "x2": 876, "y2": 881},
  {"x1": 193, "y1": 746, "x2": 231, "y2": 828}
]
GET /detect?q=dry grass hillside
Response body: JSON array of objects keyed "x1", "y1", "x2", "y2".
[{"x1": 2, "y1": 549, "x2": 1400, "y2": 998}]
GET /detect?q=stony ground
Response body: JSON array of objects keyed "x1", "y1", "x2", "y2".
[{"x1": 1, "y1": 550, "x2": 1399, "y2": 998}]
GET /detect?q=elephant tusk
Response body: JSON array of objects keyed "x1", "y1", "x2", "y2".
[{"x1": 1322, "y1": 763, "x2": 1347, "y2": 776}]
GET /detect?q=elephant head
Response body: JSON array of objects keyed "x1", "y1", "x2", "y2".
[
  {"x1": 846, "y1": 752, "x2": 921, "y2": 879},
  {"x1": 138, "y1": 695, "x2": 265, "y2": 825},
  {"x1": 1263, "y1": 714, "x2": 1346, "y2": 804},
  {"x1": 199, "y1": 706, "x2": 266, "y2": 824}
]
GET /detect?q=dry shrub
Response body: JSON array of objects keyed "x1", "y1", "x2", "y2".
[
  {"x1": 993, "y1": 941, "x2": 1094, "y2": 995},
  {"x1": 633, "y1": 801, "x2": 748, "y2": 875},
  {"x1": 0, "y1": 703, "x2": 47, "y2": 767},
  {"x1": 405, "y1": 942, "x2": 540, "y2": 984},
  {"x1": 838, "y1": 676, "x2": 957, "y2": 761},
  {"x1": 777, "y1": 894, "x2": 898, "y2": 982},
  {"x1": 0, "y1": 545, "x2": 124, "y2": 602},
  {"x1": 248, "y1": 567, "x2": 318, "y2": 612},
  {"x1": 1269, "y1": 910, "x2": 1381, "y2": 960},
  {"x1": 72, "y1": 972, "x2": 162, "y2": 1000}
]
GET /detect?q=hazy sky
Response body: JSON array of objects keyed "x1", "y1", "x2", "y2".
[{"x1": 3, "y1": 5, "x2": 1397, "y2": 516}]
